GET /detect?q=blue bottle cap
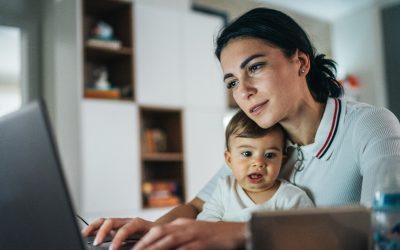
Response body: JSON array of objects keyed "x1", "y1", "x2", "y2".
[{"x1": 373, "y1": 192, "x2": 400, "y2": 210}]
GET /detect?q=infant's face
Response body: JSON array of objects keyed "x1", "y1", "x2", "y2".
[{"x1": 225, "y1": 129, "x2": 284, "y2": 194}]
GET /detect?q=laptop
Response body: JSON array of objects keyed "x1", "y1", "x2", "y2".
[
  {"x1": 247, "y1": 206, "x2": 372, "y2": 250},
  {"x1": 0, "y1": 101, "x2": 139, "y2": 249}
]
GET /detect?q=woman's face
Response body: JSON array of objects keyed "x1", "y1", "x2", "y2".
[{"x1": 220, "y1": 37, "x2": 306, "y2": 129}]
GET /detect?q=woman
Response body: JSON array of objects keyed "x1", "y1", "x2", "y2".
[{"x1": 84, "y1": 8, "x2": 400, "y2": 250}]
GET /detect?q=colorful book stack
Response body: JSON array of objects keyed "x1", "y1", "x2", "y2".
[{"x1": 142, "y1": 181, "x2": 181, "y2": 208}]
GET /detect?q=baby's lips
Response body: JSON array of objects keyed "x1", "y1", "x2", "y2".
[{"x1": 248, "y1": 173, "x2": 263, "y2": 179}]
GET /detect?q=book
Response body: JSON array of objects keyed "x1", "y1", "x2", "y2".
[
  {"x1": 147, "y1": 195, "x2": 180, "y2": 207},
  {"x1": 142, "y1": 181, "x2": 177, "y2": 194},
  {"x1": 86, "y1": 38, "x2": 122, "y2": 50},
  {"x1": 142, "y1": 181, "x2": 181, "y2": 208},
  {"x1": 144, "y1": 128, "x2": 167, "y2": 153}
]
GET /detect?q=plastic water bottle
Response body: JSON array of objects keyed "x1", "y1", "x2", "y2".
[{"x1": 372, "y1": 164, "x2": 400, "y2": 250}]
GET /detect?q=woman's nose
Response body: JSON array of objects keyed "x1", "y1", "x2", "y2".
[{"x1": 237, "y1": 78, "x2": 256, "y2": 100}]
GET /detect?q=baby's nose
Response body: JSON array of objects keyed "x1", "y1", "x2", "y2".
[{"x1": 251, "y1": 160, "x2": 266, "y2": 169}]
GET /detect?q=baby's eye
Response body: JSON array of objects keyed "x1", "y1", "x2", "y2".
[
  {"x1": 241, "y1": 151, "x2": 252, "y2": 157},
  {"x1": 264, "y1": 152, "x2": 276, "y2": 159},
  {"x1": 226, "y1": 80, "x2": 239, "y2": 89}
]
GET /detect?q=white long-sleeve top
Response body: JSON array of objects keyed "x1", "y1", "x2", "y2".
[{"x1": 197, "y1": 177, "x2": 314, "y2": 222}]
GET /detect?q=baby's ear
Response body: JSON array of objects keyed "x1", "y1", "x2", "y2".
[
  {"x1": 281, "y1": 151, "x2": 288, "y2": 165},
  {"x1": 224, "y1": 150, "x2": 233, "y2": 169}
]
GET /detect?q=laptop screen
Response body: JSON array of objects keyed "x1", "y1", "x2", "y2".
[
  {"x1": 248, "y1": 206, "x2": 371, "y2": 250},
  {"x1": 0, "y1": 101, "x2": 85, "y2": 249}
]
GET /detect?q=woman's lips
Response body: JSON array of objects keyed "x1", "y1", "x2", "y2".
[{"x1": 249, "y1": 101, "x2": 268, "y2": 114}]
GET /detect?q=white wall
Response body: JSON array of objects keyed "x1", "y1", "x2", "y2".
[
  {"x1": 331, "y1": 3, "x2": 387, "y2": 107},
  {"x1": 134, "y1": 4, "x2": 184, "y2": 107},
  {"x1": 182, "y1": 11, "x2": 226, "y2": 200},
  {"x1": 42, "y1": 0, "x2": 82, "y2": 211},
  {"x1": 81, "y1": 100, "x2": 141, "y2": 220},
  {"x1": 192, "y1": 0, "x2": 332, "y2": 56}
]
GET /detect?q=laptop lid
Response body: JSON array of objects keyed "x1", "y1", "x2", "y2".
[
  {"x1": 0, "y1": 101, "x2": 85, "y2": 250},
  {"x1": 248, "y1": 206, "x2": 372, "y2": 250}
]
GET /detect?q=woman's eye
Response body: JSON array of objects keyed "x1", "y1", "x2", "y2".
[
  {"x1": 226, "y1": 80, "x2": 238, "y2": 89},
  {"x1": 241, "y1": 151, "x2": 252, "y2": 157},
  {"x1": 265, "y1": 152, "x2": 276, "y2": 159},
  {"x1": 248, "y1": 63, "x2": 264, "y2": 74}
]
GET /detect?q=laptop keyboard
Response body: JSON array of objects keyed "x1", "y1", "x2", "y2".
[
  {"x1": 86, "y1": 242, "x2": 136, "y2": 250},
  {"x1": 84, "y1": 234, "x2": 142, "y2": 250}
]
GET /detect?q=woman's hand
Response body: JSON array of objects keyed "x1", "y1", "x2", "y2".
[
  {"x1": 132, "y1": 218, "x2": 246, "y2": 250},
  {"x1": 82, "y1": 217, "x2": 155, "y2": 249}
]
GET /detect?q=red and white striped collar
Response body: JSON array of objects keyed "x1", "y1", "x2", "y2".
[
  {"x1": 285, "y1": 98, "x2": 344, "y2": 161},
  {"x1": 314, "y1": 98, "x2": 343, "y2": 160}
]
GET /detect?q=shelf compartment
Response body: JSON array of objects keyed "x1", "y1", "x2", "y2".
[
  {"x1": 141, "y1": 161, "x2": 185, "y2": 209},
  {"x1": 83, "y1": 0, "x2": 133, "y2": 47},
  {"x1": 139, "y1": 107, "x2": 183, "y2": 153},
  {"x1": 82, "y1": 0, "x2": 134, "y2": 100},
  {"x1": 83, "y1": 57, "x2": 133, "y2": 99},
  {"x1": 139, "y1": 106, "x2": 186, "y2": 209}
]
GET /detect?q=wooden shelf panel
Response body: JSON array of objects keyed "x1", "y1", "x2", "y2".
[
  {"x1": 85, "y1": 0, "x2": 131, "y2": 15},
  {"x1": 85, "y1": 45, "x2": 132, "y2": 59},
  {"x1": 143, "y1": 202, "x2": 182, "y2": 209},
  {"x1": 142, "y1": 152, "x2": 183, "y2": 162}
]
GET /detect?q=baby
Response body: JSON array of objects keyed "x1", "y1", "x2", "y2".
[{"x1": 197, "y1": 110, "x2": 314, "y2": 222}]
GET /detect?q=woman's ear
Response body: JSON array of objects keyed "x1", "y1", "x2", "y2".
[
  {"x1": 224, "y1": 150, "x2": 233, "y2": 169},
  {"x1": 296, "y1": 49, "x2": 310, "y2": 76}
]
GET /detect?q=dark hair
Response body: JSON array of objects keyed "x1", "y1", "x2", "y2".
[
  {"x1": 215, "y1": 8, "x2": 343, "y2": 103},
  {"x1": 225, "y1": 109, "x2": 285, "y2": 150}
]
